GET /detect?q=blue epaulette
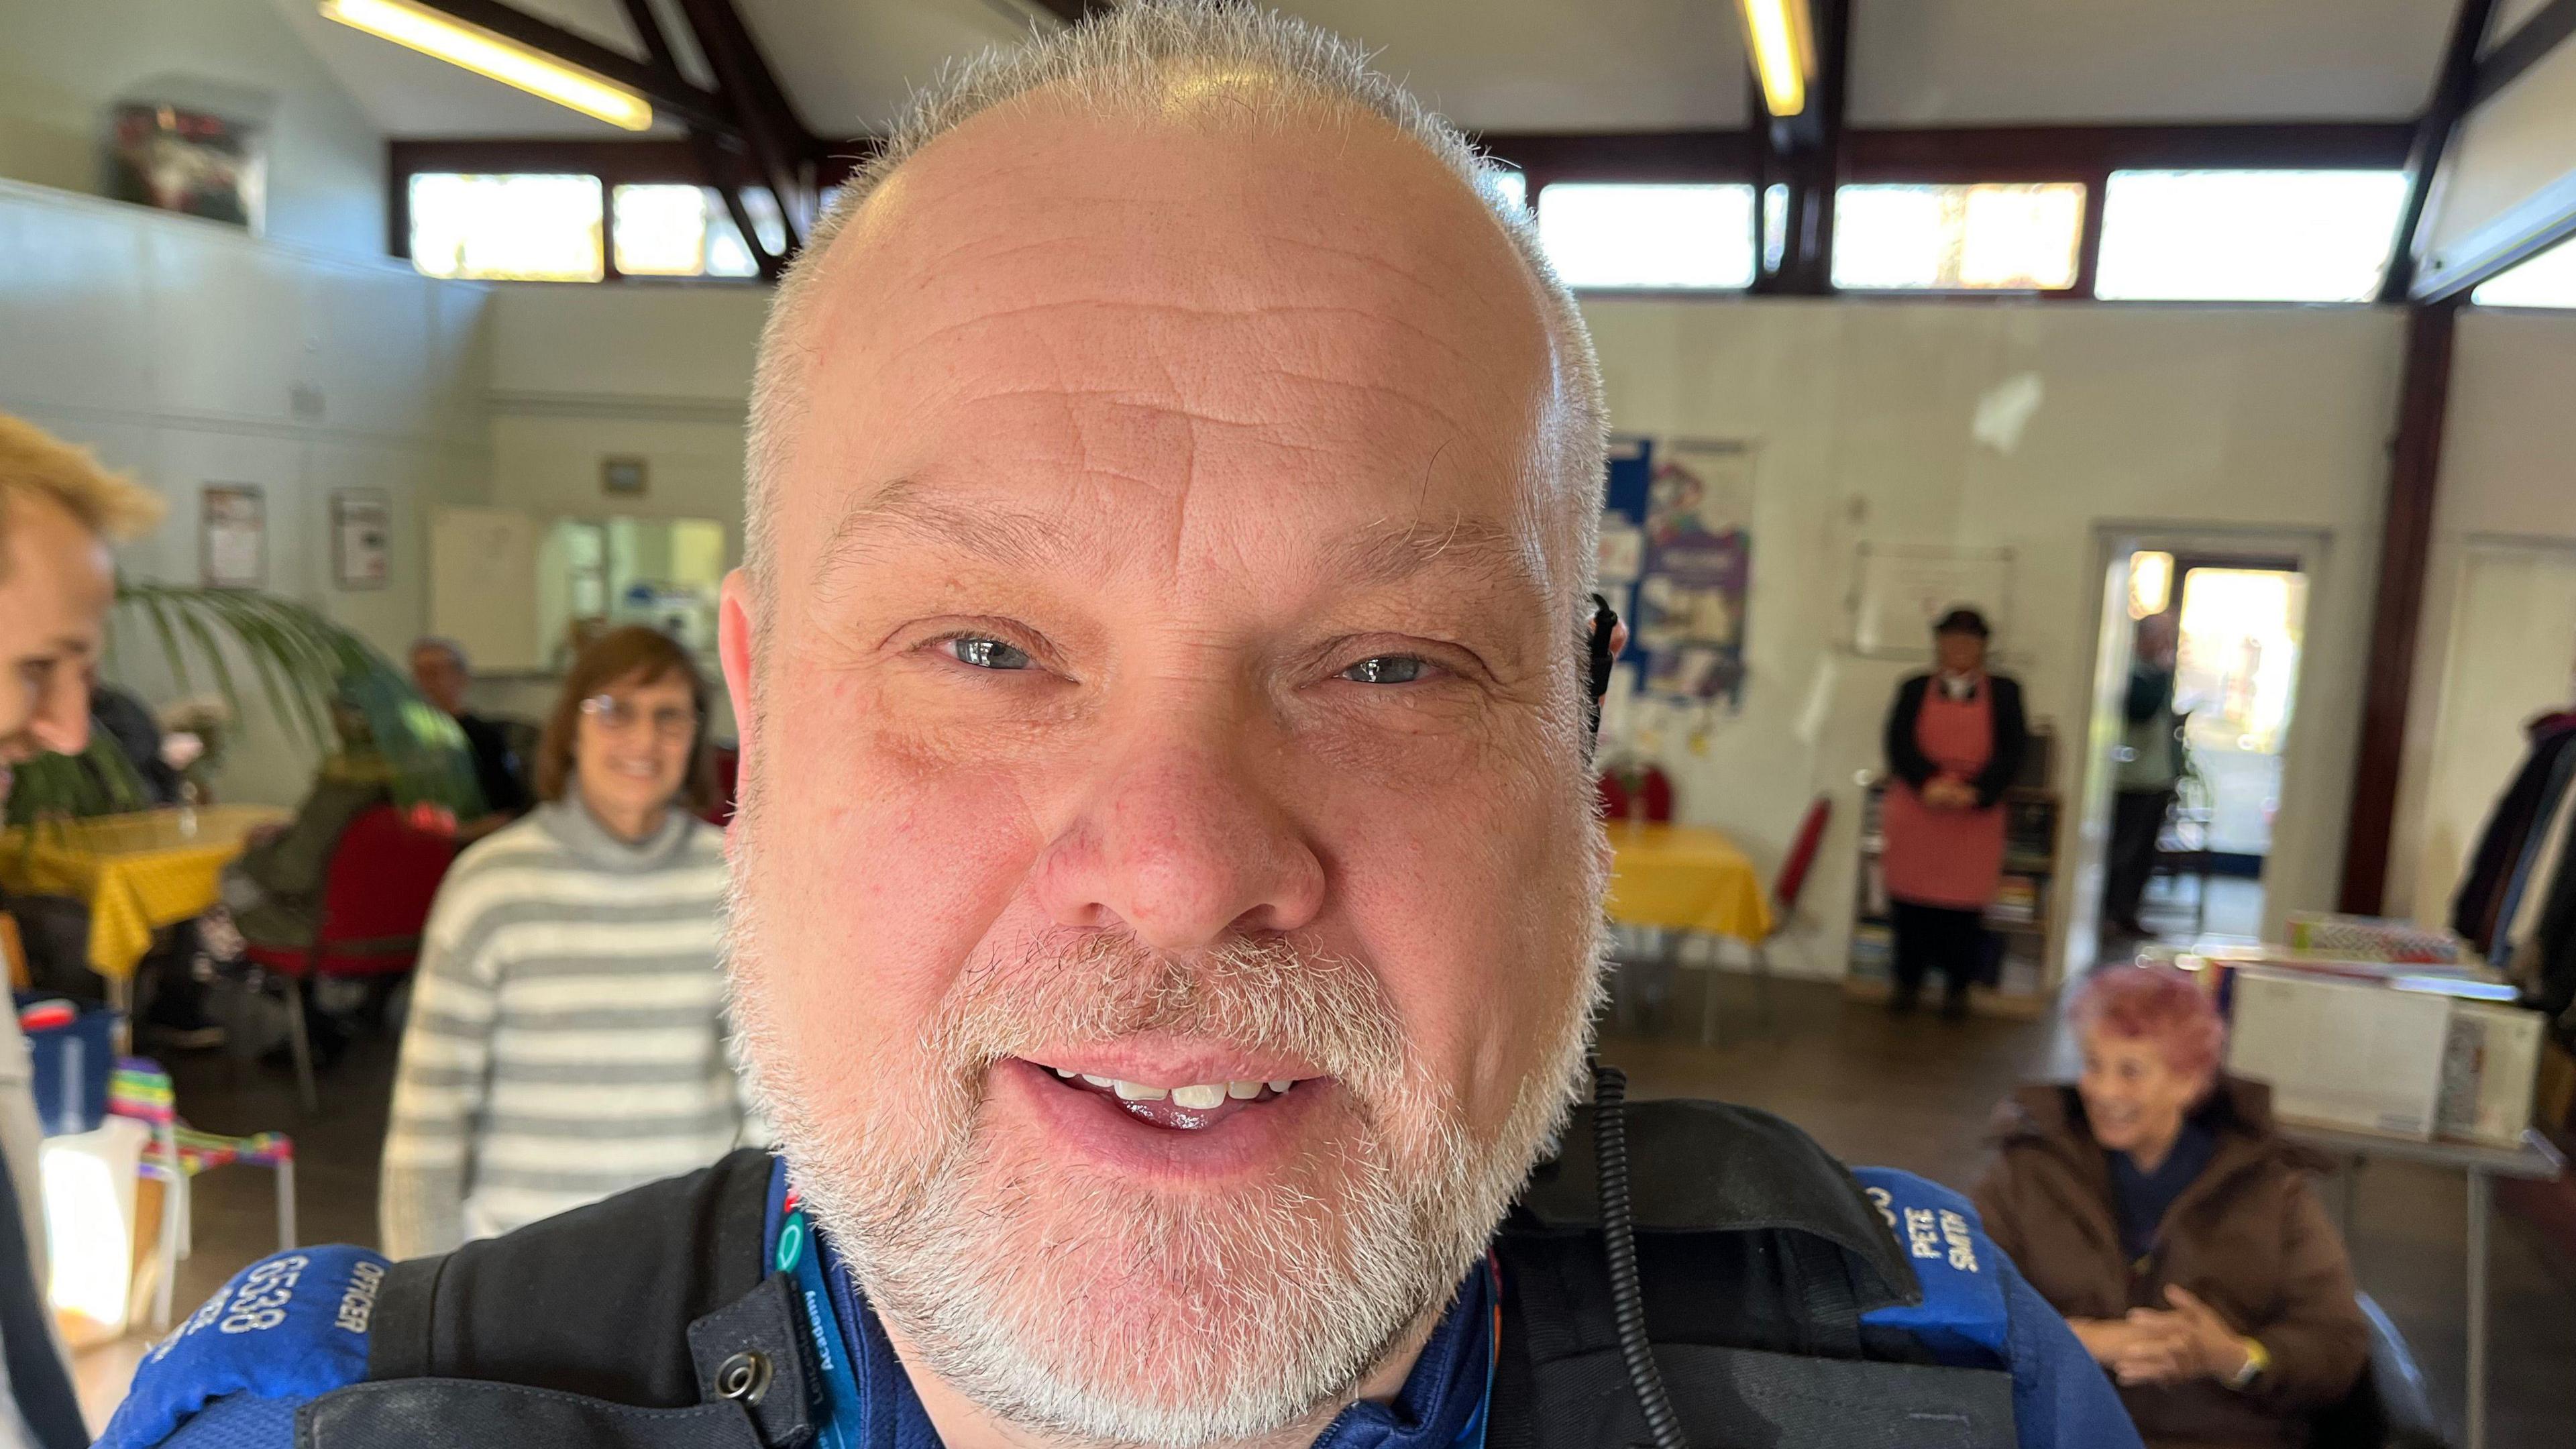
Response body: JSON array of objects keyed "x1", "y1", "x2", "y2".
[
  {"x1": 97, "y1": 1246, "x2": 388, "y2": 1448},
  {"x1": 1850, "y1": 1167, "x2": 2012, "y2": 1370}
]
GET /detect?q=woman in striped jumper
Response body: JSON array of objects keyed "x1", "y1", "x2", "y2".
[{"x1": 378, "y1": 626, "x2": 755, "y2": 1260}]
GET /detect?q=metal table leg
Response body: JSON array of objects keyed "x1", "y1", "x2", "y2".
[{"x1": 2467, "y1": 1168, "x2": 2491, "y2": 1449}]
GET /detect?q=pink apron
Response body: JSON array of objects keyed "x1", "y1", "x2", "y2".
[{"x1": 1882, "y1": 679, "x2": 2008, "y2": 910}]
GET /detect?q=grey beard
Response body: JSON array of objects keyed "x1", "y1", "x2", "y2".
[{"x1": 722, "y1": 916, "x2": 1602, "y2": 1448}]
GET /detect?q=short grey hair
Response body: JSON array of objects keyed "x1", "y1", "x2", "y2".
[
  {"x1": 743, "y1": 0, "x2": 1605, "y2": 621},
  {"x1": 408, "y1": 636, "x2": 469, "y2": 670}
]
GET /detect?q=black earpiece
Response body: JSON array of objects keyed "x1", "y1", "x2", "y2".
[{"x1": 1584, "y1": 593, "x2": 1620, "y2": 759}]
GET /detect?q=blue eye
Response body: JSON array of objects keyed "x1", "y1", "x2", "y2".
[
  {"x1": 948, "y1": 637, "x2": 1032, "y2": 670},
  {"x1": 1341, "y1": 655, "x2": 1428, "y2": 685}
]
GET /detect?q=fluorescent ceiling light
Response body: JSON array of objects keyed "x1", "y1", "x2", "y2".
[
  {"x1": 321, "y1": 0, "x2": 653, "y2": 131},
  {"x1": 1735, "y1": 0, "x2": 1814, "y2": 117}
]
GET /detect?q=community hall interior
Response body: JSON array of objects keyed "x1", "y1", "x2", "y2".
[{"x1": 5, "y1": 0, "x2": 2576, "y2": 1444}]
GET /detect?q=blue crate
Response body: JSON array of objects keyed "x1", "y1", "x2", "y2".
[{"x1": 15, "y1": 996, "x2": 120, "y2": 1137}]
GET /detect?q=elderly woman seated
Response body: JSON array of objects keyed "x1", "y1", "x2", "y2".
[{"x1": 1972, "y1": 965, "x2": 2367, "y2": 1449}]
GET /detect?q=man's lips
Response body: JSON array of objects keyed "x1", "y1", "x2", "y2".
[
  {"x1": 994, "y1": 1055, "x2": 1335, "y2": 1178},
  {"x1": 1028, "y1": 1061, "x2": 1303, "y2": 1131}
]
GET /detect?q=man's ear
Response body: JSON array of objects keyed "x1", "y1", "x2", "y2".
[{"x1": 718, "y1": 570, "x2": 759, "y2": 835}]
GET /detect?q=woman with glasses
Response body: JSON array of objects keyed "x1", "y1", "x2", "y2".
[{"x1": 379, "y1": 626, "x2": 756, "y2": 1259}]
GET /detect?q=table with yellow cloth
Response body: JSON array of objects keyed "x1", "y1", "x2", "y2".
[
  {"x1": 1, "y1": 806, "x2": 288, "y2": 990},
  {"x1": 1605, "y1": 822, "x2": 1772, "y2": 943},
  {"x1": 1604, "y1": 823, "x2": 1774, "y2": 1043}
]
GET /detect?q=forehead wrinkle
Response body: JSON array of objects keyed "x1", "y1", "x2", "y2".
[
  {"x1": 811, "y1": 480, "x2": 1071, "y2": 602},
  {"x1": 1332, "y1": 515, "x2": 1545, "y2": 600}
]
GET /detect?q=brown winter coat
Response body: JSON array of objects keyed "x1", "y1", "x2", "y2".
[{"x1": 1971, "y1": 1077, "x2": 2367, "y2": 1449}]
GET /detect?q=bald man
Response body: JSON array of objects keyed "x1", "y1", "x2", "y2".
[{"x1": 109, "y1": 7, "x2": 2135, "y2": 1449}]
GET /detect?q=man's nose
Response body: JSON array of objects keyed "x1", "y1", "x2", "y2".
[{"x1": 1032, "y1": 720, "x2": 1326, "y2": 951}]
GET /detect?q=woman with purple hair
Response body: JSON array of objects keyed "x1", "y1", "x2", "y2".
[{"x1": 1973, "y1": 966, "x2": 2369, "y2": 1448}]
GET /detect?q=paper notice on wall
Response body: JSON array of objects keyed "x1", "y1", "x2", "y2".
[
  {"x1": 1851, "y1": 543, "x2": 2013, "y2": 659},
  {"x1": 200, "y1": 484, "x2": 266, "y2": 589}
]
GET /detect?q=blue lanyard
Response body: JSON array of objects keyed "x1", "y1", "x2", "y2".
[{"x1": 765, "y1": 1167, "x2": 867, "y2": 1449}]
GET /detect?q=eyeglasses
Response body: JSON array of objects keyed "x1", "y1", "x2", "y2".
[{"x1": 579, "y1": 694, "x2": 698, "y2": 741}]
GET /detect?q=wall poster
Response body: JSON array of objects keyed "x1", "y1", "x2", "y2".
[
  {"x1": 332, "y1": 488, "x2": 390, "y2": 590},
  {"x1": 1636, "y1": 438, "x2": 1754, "y2": 710},
  {"x1": 1850, "y1": 543, "x2": 2015, "y2": 659},
  {"x1": 200, "y1": 484, "x2": 266, "y2": 589}
]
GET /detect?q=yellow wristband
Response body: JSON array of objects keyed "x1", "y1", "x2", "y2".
[{"x1": 2228, "y1": 1337, "x2": 2270, "y2": 1391}]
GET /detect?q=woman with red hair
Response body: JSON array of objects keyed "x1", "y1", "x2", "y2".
[{"x1": 1973, "y1": 966, "x2": 2367, "y2": 1448}]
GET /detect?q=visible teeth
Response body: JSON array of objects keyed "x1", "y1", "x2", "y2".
[
  {"x1": 1267, "y1": 1079, "x2": 1295, "y2": 1093},
  {"x1": 1053, "y1": 1067, "x2": 1076, "y2": 1078},
  {"x1": 1112, "y1": 1080, "x2": 1167, "y2": 1102},
  {"x1": 1227, "y1": 1081, "x2": 1263, "y2": 1099},
  {"x1": 1081, "y1": 1073, "x2": 1114, "y2": 1087},
  {"x1": 1172, "y1": 1084, "x2": 1226, "y2": 1110}
]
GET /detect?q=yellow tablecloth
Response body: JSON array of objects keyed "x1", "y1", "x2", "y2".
[
  {"x1": 1, "y1": 806, "x2": 286, "y2": 981},
  {"x1": 1605, "y1": 822, "x2": 1773, "y2": 945}
]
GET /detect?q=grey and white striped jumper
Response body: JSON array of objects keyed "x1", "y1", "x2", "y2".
[{"x1": 378, "y1": 798, "x2": 755, "y2": 1260}]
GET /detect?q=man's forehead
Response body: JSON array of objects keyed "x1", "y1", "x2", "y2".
[
  {"x1": 814, "y1": 474, "x2": 1546, "y2": 601},
  {"x1": 775, "y1": 91, "x2": 1562, "y2": 594}
]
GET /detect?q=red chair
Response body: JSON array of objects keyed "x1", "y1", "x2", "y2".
[
  {"x1": 242, "y1": 805, "x2": 456, "y2": 1112},
  {"x1": 1739, "y1": 794, "x2": 1833, "y2": 1038}
]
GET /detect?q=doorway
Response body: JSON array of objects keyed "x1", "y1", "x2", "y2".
[{"x1": 2072, "y1": 530, "x2": 2320, "y2": 967}]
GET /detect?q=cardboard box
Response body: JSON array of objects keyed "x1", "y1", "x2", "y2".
[
  {"x1": 2226, "y1": 970, "x2": 2453, "y2": 1139},
  {"x1": 2438, "y1": 1001, "x2": 2546, "y2": 1147}
]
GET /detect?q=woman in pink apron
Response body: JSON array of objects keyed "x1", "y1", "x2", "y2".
[{"x1": 1880, "y1": 608, "x2": 2029, "y2": 1018}]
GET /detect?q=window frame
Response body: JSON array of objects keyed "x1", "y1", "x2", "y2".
[{"x1": 390, "y1": 125, "x2": 2417, "y2": 299}]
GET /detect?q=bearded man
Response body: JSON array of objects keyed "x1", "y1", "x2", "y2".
[{"x1": 110, "y1": 6, "x2": 2137, "y2": 1448}]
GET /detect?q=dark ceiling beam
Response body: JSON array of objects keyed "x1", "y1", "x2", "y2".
[
  {"x1": 391, "y1": 136, "x2": 709, "y2": 184},
  {"x1": 1020, "y1": 0, "x2": 1117, "y2": 23},
  {"x1": 669, "y1": 0, "x2": 816, "y2": 249},
  {"x1": 1845, "y1": 122, "x2": 2416, "y2": 180},
  {"x1": 1740, "y1": 0, "x2": 1848, "y2": 294},
  {"x1": 2383, "y1": 0, "x2": 2501, "y2": 302},
  {"x1": 2471, "y1": 0, "x2": 2576, "y2": 105},
  {"x1": 1474, "y1": 130, "x2": 1754, "y2": 189},
  {"x1": 2337, "y1": 301, "x2": 2461, "y2": 914},
  {"x1": 403, "y1": 122, "x2": 2424, "y2": 193},
  {"x1": 413, "y1": 0, "x2": 733, "y2": 133},
  {"x1": 614, "y1": 0, "x2": 677, "y2": 74}
]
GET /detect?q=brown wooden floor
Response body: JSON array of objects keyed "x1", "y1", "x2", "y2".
[{"x1": 75, "y1": 972, "x2": 2576, "y2": 1445}]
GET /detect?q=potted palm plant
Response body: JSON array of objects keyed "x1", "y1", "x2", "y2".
[{"x1": 5, "y1": 583, "x2": 482, "y2": 828}]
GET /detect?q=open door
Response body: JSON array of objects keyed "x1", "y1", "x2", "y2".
[{"x1": 2072, "y1": 527, "x2": 2324, "y2": 967}]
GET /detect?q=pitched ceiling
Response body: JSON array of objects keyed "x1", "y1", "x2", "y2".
[{"x1": 277, "y1": 0, "x2": 2463, "y2": 141}]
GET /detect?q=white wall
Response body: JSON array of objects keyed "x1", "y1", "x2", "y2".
[
  {"x1": 486, "y1": 285, "x2": 761, "y2": 530},
  {"x1": 2391, "y1": 311, "x2": 2576, "y2": 927},
  {"x1": 1584, "y1": 301, "x2": 2402, "y2": 976},
  {"x1": 472, "y1": 284, "x2": 763, "y2": 731},
  {"x1": 0, "y1": 179, "x2": 492, "y2": 804},
  {"x1": 0, "y1": 0, "x2": 387, "y2": 260}
]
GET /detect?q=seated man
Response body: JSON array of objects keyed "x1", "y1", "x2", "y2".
[
  {"x1": 106, "y1": 7, "x2": 2137, "y2": 1448},
  {"x1": 407, "y1": 637, "x2": 530, "y2": 839}
]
